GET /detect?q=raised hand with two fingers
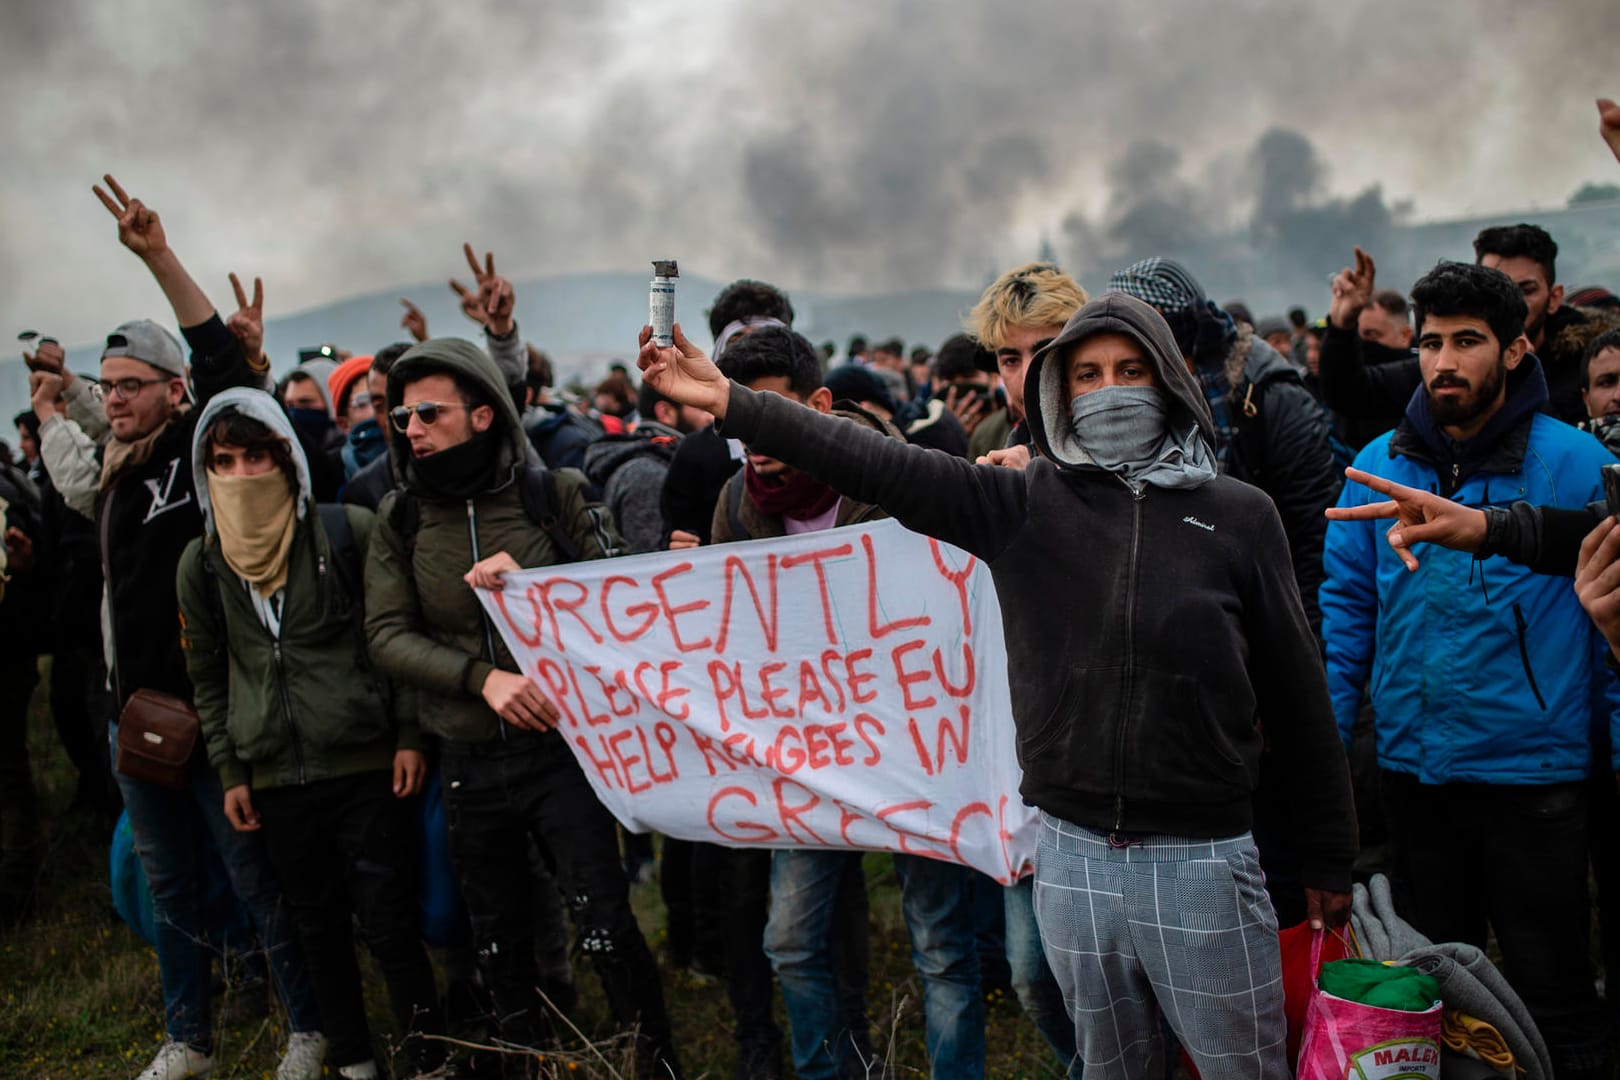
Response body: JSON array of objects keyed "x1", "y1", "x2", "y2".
[
  {"x1": 449, "y1": 243, "x2": 515, "y2": 335},
  {"x1": 1323, "y1": 466, "x2": 1488, "y2": 571},
  {"x1": 226, "y1": 272, "x2": 267, "y2": 368},
  {"x1": 92, "y1": 174, "x2": 169, "y2": 261},
  {"x1": 400, "y1": 298, "x2": 430, "y2": 343}
]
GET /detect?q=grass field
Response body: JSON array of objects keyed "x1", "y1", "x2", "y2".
[{"x1": 1, "y1": 664, "x2": 1064, "y2": 1078}]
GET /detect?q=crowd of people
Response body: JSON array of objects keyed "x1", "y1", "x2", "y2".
[{"x1": 2, "y1": 100, "x2": 1620, "y2": 1080}]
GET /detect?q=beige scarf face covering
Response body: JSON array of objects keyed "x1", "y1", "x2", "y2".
[{"x1": 206, "y1": 469, "x2": 298, "y2": 598}]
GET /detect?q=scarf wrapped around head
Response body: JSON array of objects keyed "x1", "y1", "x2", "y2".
[
  {"x1": 206, "y1": 469, "x2": 298, "y2": 598},
  {"x1": 1068, "y1": 385, "x2": 1217, "y2": 493}
]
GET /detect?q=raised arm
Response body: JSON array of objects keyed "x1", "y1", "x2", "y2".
[
  {"x1": 1324, "y1": 466, "x2": 1599, "y2": 576},
  {"x1": 93, "y1": 175, "x2": 267, "y2": 403},
  {"x1": 93, "y1": 174, "x2": 213, "y2": 328},
  {"x1": 637, "y1": 324, "x2": 1031, "y2": 560},
  {"x1": 455, "y1": 243, "x2": 525, "y2": 386},
  {"x1": 1319, "y1": 247, "x2": 1421, "y2": 420}
]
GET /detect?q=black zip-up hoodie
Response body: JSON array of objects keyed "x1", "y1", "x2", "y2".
[{"x1": 717, "y1": 292, "x2": 1357, "y2": 890}]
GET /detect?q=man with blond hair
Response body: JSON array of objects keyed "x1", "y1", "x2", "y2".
[{"x1": 962, "y1": 262, "x2": 1088, "y2": 460}]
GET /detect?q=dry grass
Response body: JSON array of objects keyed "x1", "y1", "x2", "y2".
[{"x1": 1, "y1": 665, "x2": 1063, "y2": 1077}]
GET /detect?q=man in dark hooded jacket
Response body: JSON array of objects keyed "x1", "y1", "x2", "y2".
[
  {"x1": 636, "y1": 297, "x2": 1357, "y2": 1080},
  {"x1": 363, "y1": 339, "x2": 679, "y2": 1079}
]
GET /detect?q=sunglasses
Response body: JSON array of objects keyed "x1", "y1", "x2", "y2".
[{"x1": 390, "y1": 400, "x2": 472, "y2": 432}]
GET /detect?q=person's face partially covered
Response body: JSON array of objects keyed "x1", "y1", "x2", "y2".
[
  {"x1": 1065, "y1": 332, "x2": 1158, "y2": 401},
  {"x1": 742, "y1": 375, "x2": 831, "y2": 480}
]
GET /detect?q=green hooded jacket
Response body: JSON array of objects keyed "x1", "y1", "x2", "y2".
[
  {"x1": 178, "y1": 388, "x2": 417, "y2": 793},
  {"x1": 364, "y1": 338, "x2": 623, "y2": 743}
]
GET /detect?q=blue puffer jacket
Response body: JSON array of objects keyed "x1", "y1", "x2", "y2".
[{"x1": 1322, "y1": 357, "x2": 1620, "y2": 783}]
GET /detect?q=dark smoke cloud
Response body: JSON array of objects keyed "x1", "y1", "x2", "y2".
[{"x1": 2, "y1": 0, "x2": 1617, "y2": 347}]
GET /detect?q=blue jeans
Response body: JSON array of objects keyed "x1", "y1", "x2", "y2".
[
  {"x1": 892, "y1": 855, "x2": 985, "y2": 1080},
  {"x1": 764, "y1": 850, "x2": 984, "y2": 1079},
  {"x1": 113, "y1": 730, "x2": 320, "y2": 1048},
  {"x1": 1005, "y1": 876, "x2": 1080, "y2": 1077}
]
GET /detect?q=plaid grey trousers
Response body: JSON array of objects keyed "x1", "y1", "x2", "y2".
[{"x1": 1033, "y1": 813, "x2": 1287, "y2": 1080}]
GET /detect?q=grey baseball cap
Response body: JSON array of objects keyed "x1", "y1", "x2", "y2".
[{"x1": 102, "y1": 319, "x2": 187, "y2": 381}]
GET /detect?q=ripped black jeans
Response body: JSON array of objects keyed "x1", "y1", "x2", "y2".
[{"x1": 441, "y1": 729, "x2": 677, "y2": 1078}]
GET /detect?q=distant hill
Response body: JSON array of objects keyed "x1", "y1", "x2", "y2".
[
  {"x1": 0, "y1": 272, "x2": 982, "y2": 430},
  {"x1": 5, "y1": 199, "x2": 1618, "y2": 443}
]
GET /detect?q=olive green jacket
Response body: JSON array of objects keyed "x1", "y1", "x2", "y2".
[
  {"x1": 176, "y1": 389, "x2": 415, "y2": 792},
  {"x1": 364, "y1": 339, "x2": 623, "y2": 743}
]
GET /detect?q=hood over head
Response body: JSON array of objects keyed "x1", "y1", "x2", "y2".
[
  {"x1": 385, "y1": 337, "x2": 527, "y2": 495},
  {"x1": 1026, "y1": 292, "x2": 1216, "y2": 469},
  {"x1": 190, "y1": 387, "x2": 313, "y2": 536}
]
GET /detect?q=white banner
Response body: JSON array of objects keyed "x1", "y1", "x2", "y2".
[{"x1": 477, "y1": 519, "x2": 1037, "y2": 883}]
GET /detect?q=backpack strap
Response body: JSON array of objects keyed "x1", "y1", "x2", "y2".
[
  {"x1": 197, "y1": 545, "x2": 233, "y2": 664},
  {"x1": 387, "y1": 488, "x2": 421, "y2": 563},
  {"x1": 315, "y1": 503, "x2": 361, "y2": 603},
  {"x1": 315, "y1": 502, "x2": 389, "y2": 702},
  {"x1": 519, "y1": 463, "x2": 584, "y2": 563}
]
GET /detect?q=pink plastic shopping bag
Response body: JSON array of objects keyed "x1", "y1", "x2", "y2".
[{"x1": 1296, "y1": 930, "x2": 1443, "y2": 1080}]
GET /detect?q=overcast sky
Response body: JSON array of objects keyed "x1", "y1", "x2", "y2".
[{"x1": 3, "y1": 0, "x2": 1617, "y2": 348}]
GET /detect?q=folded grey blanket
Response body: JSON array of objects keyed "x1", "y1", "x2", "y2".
[{"x1": 1397, "y1": 941, "x2": 1552, "y2": 1080}]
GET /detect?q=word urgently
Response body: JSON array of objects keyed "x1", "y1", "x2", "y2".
[{"x1": 479, "y1": 519, "x2": 1038, "y2": 882}]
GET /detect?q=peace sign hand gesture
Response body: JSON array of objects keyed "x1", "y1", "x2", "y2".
[
  {"x1": 449, "y1": 243, "x2": 516, "y2": 336},
  {"x1": 1329, "y1": 246, "x2": 1377, "y2": 331},
  {"x1": 400, "y1": 298, "x2": 429, "y2": 343},
  {"x1": 92, "y1": 174, "x2": 169, "y2": 261},
  {"x1": 227, "y1": 272, "x2": 266, "y2": 367}
]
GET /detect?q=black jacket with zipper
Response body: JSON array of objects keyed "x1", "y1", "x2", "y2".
[{"x1": 716, "y1": 292, "x2": 1358, "y2": 890}]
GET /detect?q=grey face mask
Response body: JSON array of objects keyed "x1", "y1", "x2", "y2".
[
  {"x1": 1069, "y1": 385, "x2": 1169, "y2": 470},
  {"x1": 1067, "y1": 384, "x2": 1219, "y2": 492}
]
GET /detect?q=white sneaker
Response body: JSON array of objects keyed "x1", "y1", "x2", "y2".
[
  {"x1": 338, "y1": 1062, "x2": 381, "y2": 1079},
  {"x1": 275, "y1": 1031, "x2": 327, "y2": 1080},
  {"x1": 136, "y1": 1041, "x2": 215, "y2": 1080}
]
